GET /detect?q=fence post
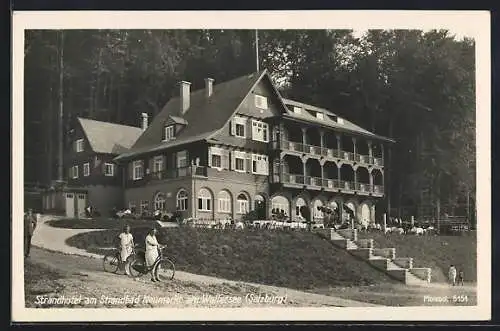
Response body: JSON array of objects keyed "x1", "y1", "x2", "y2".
[
  {"x1": 411, "y1": 215, "x2": 415, "y2": 228},
  {"x1": 383, "y1": 213, "x2": 387, "y2": 232}
]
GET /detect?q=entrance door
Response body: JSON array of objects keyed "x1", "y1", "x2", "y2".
[
  {"x1": 65, "y1": 193, "x2": 75, "y2": 218},
  {"x1": 360, "y1": 203, "x2": 370, "y2": 227},
  {"x1": 77, "y1": 194, "x2": 87, "y2": 218}
]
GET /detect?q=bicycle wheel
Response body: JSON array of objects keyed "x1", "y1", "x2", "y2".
[
  {"x1": 103, "y1": 253, "x2": 119, "y2": 273},
  {"x1": 128, "y1": 257, "x2": 146, "y2": 278},
  {"x1": 154, "y1": 258, "x2": 175, "y2": 281}
]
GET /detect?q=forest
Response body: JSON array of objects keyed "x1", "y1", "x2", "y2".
[{"x1": 23, "y1": 29, "x2": 476, "y2": 220}]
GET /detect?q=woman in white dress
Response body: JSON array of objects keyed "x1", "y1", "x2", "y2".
[
  {"x1": 145, "y1": 227, "x2": 161, "y2": 282},
  {"x1": 118, "y1": 225, "x2": 134, "y2": 274}
]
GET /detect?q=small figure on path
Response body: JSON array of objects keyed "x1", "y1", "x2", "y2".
[
  {"x1": 458, "y1": 269, "x2": 465, "y2": 286},
  {"x1": 24, "y1": 209, "x2": 37, "y2": 258},
  {"x1": 448, "y1": 264, "x2": 457, "y2": 286},
  {"x1": 118, "y1": 225, "x2": 134, "y2": 275},
  {"x1": 145, "y1": 227, "x2": 161, "y2": 282}
]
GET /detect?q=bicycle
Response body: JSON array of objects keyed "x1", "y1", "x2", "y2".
[
  {"x1": 128, "y1": 245, "x2": 175, "y2": 281},
  {"x1": 103, "y1": 247, "x2": 121, "y2": 274},
  {"x1": 103, "y1": 245, "x2": 137, "y2": 275}
]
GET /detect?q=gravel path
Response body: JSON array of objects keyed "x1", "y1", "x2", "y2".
[{"x1": 26, "y1": 215, "x2": 381, "y2": 308}]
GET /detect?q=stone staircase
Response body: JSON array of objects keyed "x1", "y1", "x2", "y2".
[{"x1": 316, "y1": 228, "x2": 432, "y2": 286}]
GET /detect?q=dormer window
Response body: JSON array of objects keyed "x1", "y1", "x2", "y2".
[
  {"x1": 316, "y1": 112, "x2": 324, "y2": 120},
  {"x1": 254, "y1": 95, "x2": 268, "y2": 109},
  {"x1": 293, "y1": 106, "x2": 302, "y2": 114},
  {"x1": 164, "y1": 125, "x2": 175, "y2": 141},
  {"x1": 337, "y1": 117, "x2": 344, "y2": 124}
]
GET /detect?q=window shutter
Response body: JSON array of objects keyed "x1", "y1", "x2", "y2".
[
  {"x1": 172, "y1": 153, "x2": 177, "y2": 169},
  {"x1": 229, "y1": 151, "x2": 234, "y2": 170},
  {"x1": 222, "y1": 150, "x2": 229, "y2": 169},
  {"x1": 148, "y1": 157, "x2": 153, "y2": 174},
  {"x1": 246, "y1": 153, "x2": 251, "y2": 173},
  {"x1": 248, "y1": 120, "x2": 254, "y2": 139},
  {"x1": 101, "y1": 162, "x2": 106, "y2": 175},
  {"x1": 229, "y1": 120, "x2": 235, "y2": 136},
  {"x1": 128, "y1": 162, "x2": 133, "y2": 179},
  {"x1": 185, "y1": 151, "x2": 190, "y2": 166},
  {"x1": 162, "y1": 155, "x2": 167, "y2": 170}
]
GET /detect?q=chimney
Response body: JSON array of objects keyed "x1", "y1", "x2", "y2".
[
  {"x1": 180, "y1": 81, "x2": 191, "y2": 114},
  {"x1": 141, "y1": 112, "x2": 148, "y2": 131},
  {"x1": 204, "y1": 78, "x2": 214, "y2": 98}
]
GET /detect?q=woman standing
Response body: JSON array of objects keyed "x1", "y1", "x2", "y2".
[
  {"x1": 118, "y1": 225, "x2": 134, "y2": 274},
  {"x1": 145, "y1": 227, "x2": 161, "y2": 282}
]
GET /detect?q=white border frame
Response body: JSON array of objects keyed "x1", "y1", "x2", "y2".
[{"x1": 12, "y1": 10, "x2": 491, "y2": 322}]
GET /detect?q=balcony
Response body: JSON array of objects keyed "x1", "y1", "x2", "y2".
[
  {"x1": 273, "y1": 173, "x2": 384, "y2": 196},
  {"x1": 273, "y1": 140, "x2": 384, "y2": 166},
  {"x1": 149, "y1": 166, "x2": 208, "y2": 180},
  {"x1": 127, "y1": 166, "x2": 208, "y2": 186}
]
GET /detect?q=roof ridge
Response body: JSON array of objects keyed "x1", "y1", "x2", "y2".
[{"x1": 77, "y1": 117, "x2": 142, "y2": 131}]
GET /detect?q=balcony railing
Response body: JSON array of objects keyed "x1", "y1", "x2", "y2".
[
  {"x1": 276, "y1": 173, "x2": 384, "y2": 195},
  {"x1": 272, "y1": 140, "x2": 384, "y2": 166},
  {"x1": 131, "y1": 165, "x2": 208, "y2": 184}
]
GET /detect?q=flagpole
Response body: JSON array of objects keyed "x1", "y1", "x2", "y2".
[{"x1": 255, "y1": 29, "x2": 259, "y2": 72}]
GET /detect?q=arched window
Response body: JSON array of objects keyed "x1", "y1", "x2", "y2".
[
  {"x1": 176, "y1": 189, "x2": 188, "y2": 211},
  {"x1": 271, "y1": 195, "x2": 289, "y2": 216},
  {"x1": 237, "y1": 193, "x2": 249, "y2": 214},
  {"x1": 254, "y1": 194, "x2": 265, "y2": 209},
  {"x1": 218, "y1": 190, "x2": 232, "y2": 213},
  {"x1": 154, "y1": 192, "x2": 166, "y2": 211},
  {"x1": 254, "y1": 194, "x2": 266, "y2": 219},
  {"x1": 198, "y1": 188, "x2": 212, "y2": 211}
]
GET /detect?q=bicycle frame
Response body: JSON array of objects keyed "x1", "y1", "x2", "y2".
[{"x1": 136, "y1": 246, "x2": 167, "y2": 274}]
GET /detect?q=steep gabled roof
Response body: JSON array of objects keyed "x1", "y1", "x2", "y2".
[
  {"x1": 77, "y1": 117, "x2": 143, "y2": 154},
  {"x1": 115, "y1": 70, "x2": 269, "y2": 161},
  {"x1": 166, "y1": 115, "x2": 189, "y2": 125},
  {"x1": 282, "y1": 98, "x2": 395, "y2": 143}
]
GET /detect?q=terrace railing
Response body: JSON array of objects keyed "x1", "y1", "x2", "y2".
[
  {"x1": 277, "y1": 173, "x2": 384, "y2": 195},
  {"x1": 273, "y1": 140, "x2": 383, "y2": 166},
  {"x1": 136, "y1": 165, "x2": 208, "y2": 184}
]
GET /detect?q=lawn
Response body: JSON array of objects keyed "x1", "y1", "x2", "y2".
[
  {"x1": 66, "y1": 227, "x2": 399, "y2": 290},
  {"x1": 47, "y1": 218, "x2": 165, "y2": 230},
  {"x1": 357, "y1": 232, "x2": 477, "y2": 283}
]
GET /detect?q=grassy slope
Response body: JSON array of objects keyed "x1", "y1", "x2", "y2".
[
  {"x1": 47, "y1": 218, "x2": 160, "y2": 229},
  {"x1": 357, "y1": 232, "x2": 477, "y2": 283},
  {"x1": 66, "y1": 226, "x2": 397, "y2": 290}
]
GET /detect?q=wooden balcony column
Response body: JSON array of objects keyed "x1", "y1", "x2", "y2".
[
  {"x1": 301, "y1": 127, "x2": 307, "y2": 146},
  {"x1": 319, "y1": 130, "x2": 325, "y2": 150},
  {"x1": 369, "y1": 170, "x2": 374, "y2": 189},
  {"x1": 354, "y1": 168, "x2": 358, "y2": 188},
  {"x1": 336, "y1": 134, "x2": 341, "y2": 153},
  {"x1": 278, "y1": 157, "x2": 284, "y2": 182},
  {"x1": 279, "y1": 122, "x2": 285, "y2": 145},
  {"x1": 302, "y1": 158, "x2": 307, "y2": 178},
  {"x1": 381, "y1": 143, "x2": 385, "y2": 163},
  {"x1": 337, "y1": 164, "x2": 341, "y2": 184},
  {"x1": 367, "y1": 140, "x2": 373, "y2": 160},
  {"x1": 352, "y1": 137, "x2": 357, "y2": 158}
]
